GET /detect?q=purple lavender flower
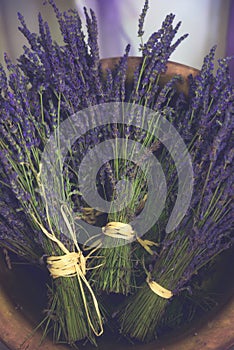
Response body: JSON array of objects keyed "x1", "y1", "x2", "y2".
[{"x1": 138, "y1": 0, "x2": 149, "y2": 37}]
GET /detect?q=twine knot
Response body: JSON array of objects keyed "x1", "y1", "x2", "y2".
[
  {"x1": 146, "y1": 275, "x2": 173, "y2": 299},
  {"x1": 102, "y1": 221, "x2": 159, "y2": 255},
  {"x1": 47, "y1": 251, "x2": 86, "y2": 279},
  {"x1": 102, "y1": 222, "x2": 135, "y2": 240}
]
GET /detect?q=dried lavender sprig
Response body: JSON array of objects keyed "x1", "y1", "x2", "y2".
[
  {"x1": 132, "y1": 14, "x2": 188, "y2": 106},
  {"x1": 138, "y1": 0, "x2": 149, "y2": 37},
  {"x1": 112, "y1": 44, "x2": 131, "y2": 102}
]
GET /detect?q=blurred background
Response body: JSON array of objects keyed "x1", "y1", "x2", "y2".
[{"x1": 0, "y1": 0, "x2": 233, "y2": 77}]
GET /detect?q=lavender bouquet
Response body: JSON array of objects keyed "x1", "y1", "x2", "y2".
[
  {"x1": 0, "y1": 1, "x2": 108, "y2": 346},
  {"x1": 0, "y1": 0, "x2": 233, "y2": 347},
  {"x1": 117, "y1": 6, "x2": 234, "y2": 340}
]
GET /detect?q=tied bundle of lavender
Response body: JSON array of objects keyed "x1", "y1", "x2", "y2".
[
  {"x1": 87, "y1": 1, "x2": 190, "y2": 297},
  {"x1": 117, "y1": 6, "x2": 234, "y2": 341},
  {"x1": 0, "y1": 1, "x2": 111, "y2": 346},
  {"x1": 0, "y1": 0, "x2": 233, "y2": 347}
]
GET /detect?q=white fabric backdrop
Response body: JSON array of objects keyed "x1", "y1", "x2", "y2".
[{"x1": 75, "y1": 0, "x2": 230, "y2": 69}]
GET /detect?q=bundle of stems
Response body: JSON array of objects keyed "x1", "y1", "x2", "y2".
[
  {"x1": 117, "y1": 38, "x2": 234, "y2": 341},
  {"x1": 87, "y1": 2, "x2": 190, "y2": 296},
  {"x1": 0, "y1": 90, "x2": 105, "y2": 345},
  {"x1": 0, "y1": 1, "x2": 109, "y2": 345},
  {"x1": 88, "y1": 127, "x2": 162, "y2": 295}
]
